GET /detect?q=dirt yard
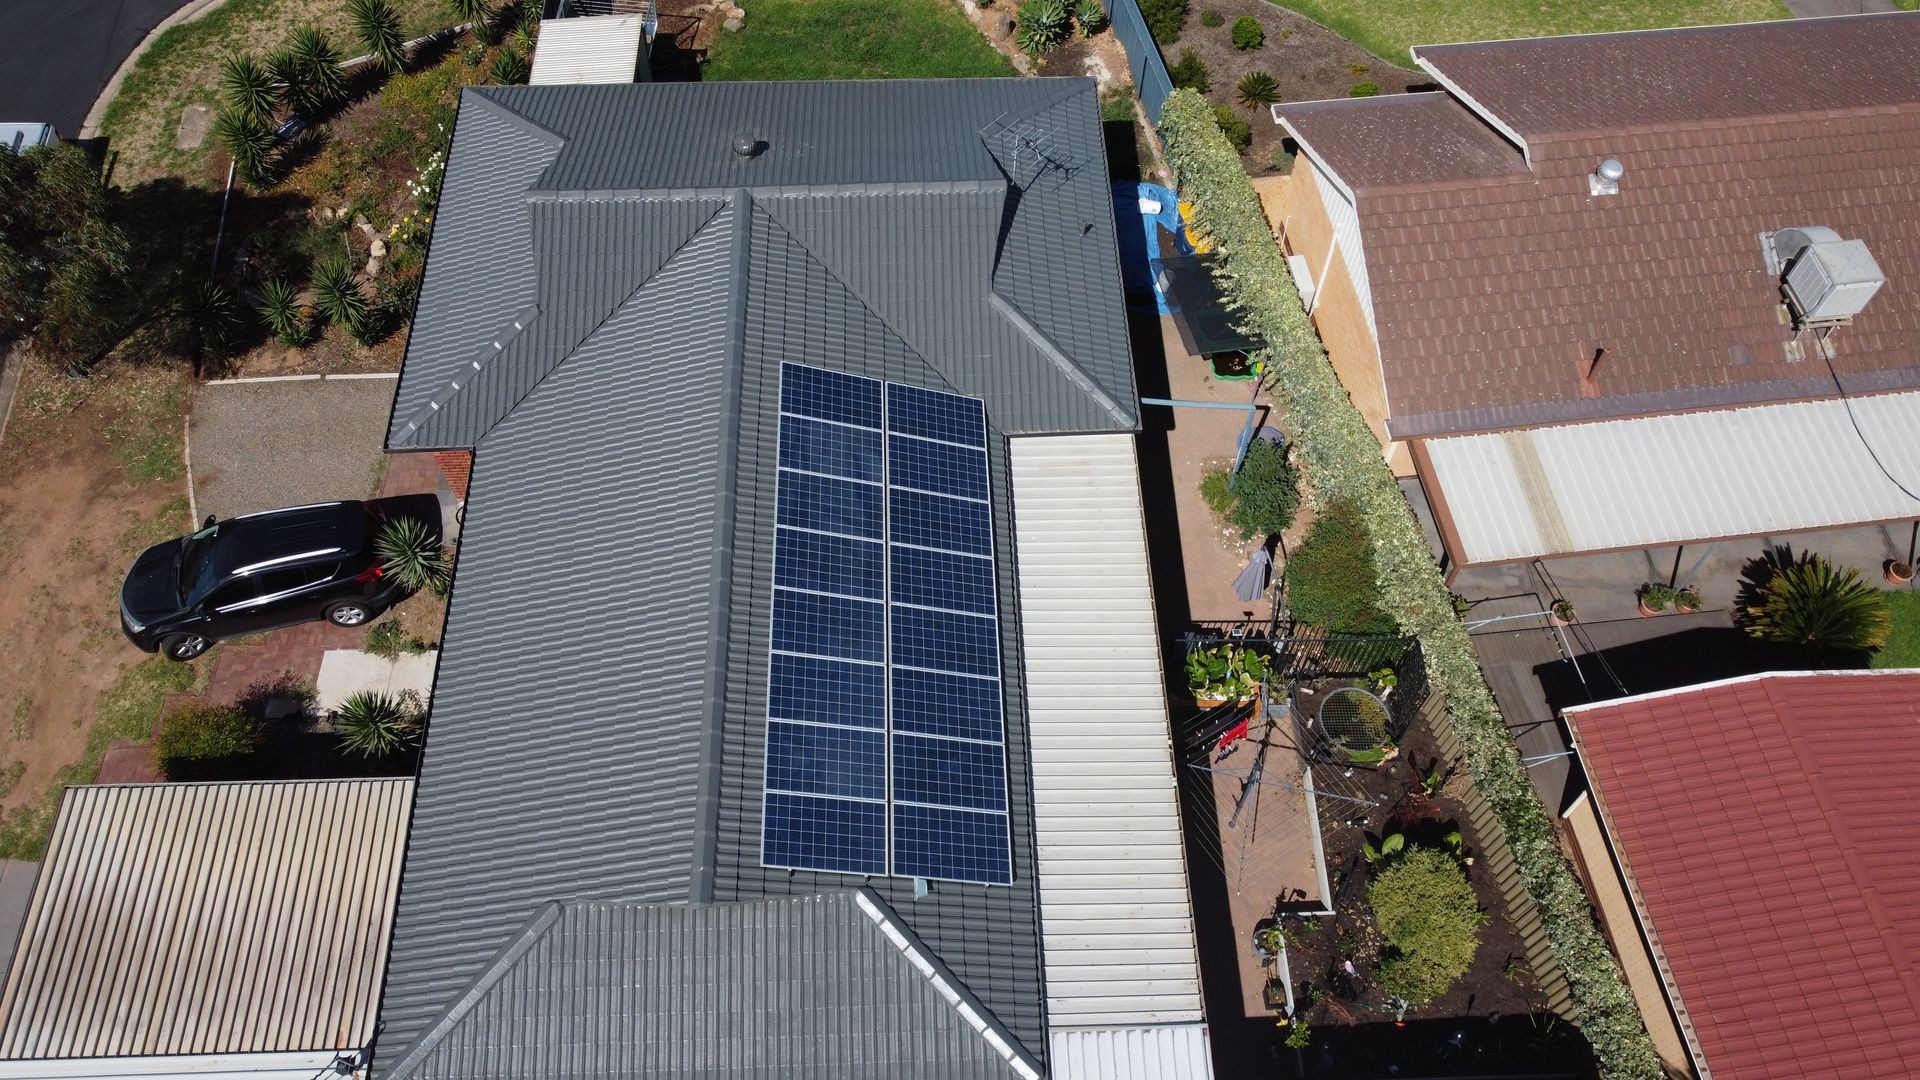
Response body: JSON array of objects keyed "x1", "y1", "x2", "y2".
[
  {"x1": 1156, "y1": 0, "x2": 1424, "y2": 171},
  {"x1": 0, "y1": 360, "x2": 195, "y2": 853}
]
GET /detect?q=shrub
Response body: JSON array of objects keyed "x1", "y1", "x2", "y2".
[
  {"x1": 213, "y1": 108, "x2": 276, "y2": 187},
  {"x1": 219, "y1": 55, "x2": 279, "y2": 126},
  {"x1": 1369, "y1": 846, "x2": 1483, "y2": 1004},
  {"x1": 332, "y1": 691, "x2": 422, "y2": 757},
  {"x1": 1200, "y1": 9, "x2": 1223, "y2": 27},
  {"x1": 257, "y1": 278, "x2": 307, "y2": 346},
  {"x1": 1100, "y1": 89, "x2": 1136, "y2": 123},
  {"x1": 1140, "y1": 0, "x2": 1188, "y2": 43},
  {"x1": 1213, "y1": 104, "x2": 1250, "y2": 151},
  {"x1": 1074, "y1": 0, "x2": 1107, "y2": 35},
  {"x1": 1185, "y1": 643, "x2": 1271, "y2": 701},
  {"x1": 1236, "y1": 71, "x2": 1280, "y2": 108},
  {"x1": 1271, "y1": 145, "x2": 1295, "y2": 173},
  {"x1": 311, "y1": 257, "x2": 367, "y2": 327},
  {"x1": 288, "y1": 28, "x2": 349, "y2": 117},
  {"x1": 1017, "y1": 0, "x2": 1072, "y2": 54},
  {"x1": 1737, "y1": 550, "x2": 1890, "y2": 651},
  {"x1": 488, "y1": 46, "x2": 531, "y2": 85},
  {"x1": 1347, "y1": 60, "x2": 1370, "y2": 77},
  {"x1": 1168, "y1": 50, "x2": 1210, "y2": 93},
  {"x1": 1350, "y1": 82, "x2": 1382, "y2": 97},
  {"x1": 1286, "y1": 499, "x2": 1395, "y2": 635},
  {"x1": 374, "y1": 515, "x2": 451, "y2": 593},
  {"x1": 1199, "y1": 468, "x2": 1235, "y2": 519},
  {"x1": 1156, "y1": 89, "x2": 1660, "y2": 1076},
  {"x1": 1231, "y1": 15, "x2": 1264, "y2": 49},
  {"x1": 349, "y1": 0, "x2": 409, "y2": 73},
  {"x1": 1212, "y1": 438, "x2": 1298, "y2": 540},
  {"x1": 154, "y1": 703, "x2": 264, "y2": 781}
]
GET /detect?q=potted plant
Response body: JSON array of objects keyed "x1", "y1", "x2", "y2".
[
  {"x1": 1263, "y1": 976, "x2": 1290, "y2": 1011},
  {"x1": 1635, "y1": 582, "x2": 1674, "y2": 617},
  {"x1": 1673, "y1": 585, "x2": 1702, "y2": 613},
  {"x1": 1887, "y1": 559, "x2": 1916, "y2": 586},
  {"x1": 1253, "y1": 921, "x2": 1287, "y2": 960},
  {"x1": 1549, "y1": 598, "x2": 1576, "y2": 626},
  {"x1": 1186, "y1": 644, "x2": 1270, "y2": 706},
  {"x1": 1368, "y1": 665, "x2": 1397, "y2": 698}
]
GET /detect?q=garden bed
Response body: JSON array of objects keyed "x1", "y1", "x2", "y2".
[{"x1": 1151, "y1": 0, "x2": 1423, "y2": 171}]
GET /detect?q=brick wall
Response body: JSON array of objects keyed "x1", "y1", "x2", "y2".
[
  {"x1": 433, "y1": 450, "x2": 472, "y2": 501},
  {"x1": 1252, "y1": 172, "x2": 1414, "y2": 477}
]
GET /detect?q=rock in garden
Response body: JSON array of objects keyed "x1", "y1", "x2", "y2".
[
  {"x1": 1012, "y1": 54, "x2": 1034, "y2": 75},
  {"x1": 370, "y1": 237, "x2": 388, "y2": 259},
  {"x1": 723, "y1": 16, "x2": 744, "y2": 30},
  {"x1": 176, "y1": 105, "x2": 210, "y2": 150}
]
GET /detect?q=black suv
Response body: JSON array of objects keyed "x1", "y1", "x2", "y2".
[{"x1": 120, "y1": 501, "x2": 407, "y2": 661}]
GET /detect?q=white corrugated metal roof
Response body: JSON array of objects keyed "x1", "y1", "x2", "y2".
[
  {"x1": 1423, "y1": 390, "x2": 1920, "y2": 565},
  {"x1": 1009, "y1": 435, "x2": 1209, "y2": 1040},
  {"x1": 528, "y1": 15, "x2": 645, "y2": 85},
  {"x1": 0, "y1": 779, "x2": 414, "y2": 1061},
  {"x1": 1049, "y1": 1026, "x2": 1213, "y2": 1080}
]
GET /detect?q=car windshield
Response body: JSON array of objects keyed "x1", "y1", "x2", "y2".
[{"x1": 176, "y1": 523, "x2": 222, "y2": 604}]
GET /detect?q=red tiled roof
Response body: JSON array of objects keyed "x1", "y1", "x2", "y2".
[
  {"x1": 1276, "y1": 94, "x2": 1527, "y2": 192},
  {"x1": 1284, "y1": 14, "x2": 1920, "y2": 438},
  {"x1": 1568, "y1": 671, "x2": 1920, "y2": 1080}
]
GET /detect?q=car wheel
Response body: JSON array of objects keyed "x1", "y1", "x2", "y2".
[
  {"x1": 325, "y1": 602, "x2": 371, "y2": 627},
  {"x1": 158, "y1": 633, "x2": 211, "y2": 662}
]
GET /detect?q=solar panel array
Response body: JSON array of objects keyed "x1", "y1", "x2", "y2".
[{"x1": 762, "y1": 363, "x2": 1012, "y2": 885}]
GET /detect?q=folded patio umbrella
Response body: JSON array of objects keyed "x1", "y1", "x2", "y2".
[{"x1": 1233, "y1": 546, "x2": 1273, "y2": 603}]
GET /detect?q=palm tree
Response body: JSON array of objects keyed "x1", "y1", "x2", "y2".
[
  {"x1": 218, "y1": 55, "x2": 278, "y2": 126},
  {"x1": 257, "y1": 278, "x2": 306, "y2": 346},
  {"x1": 1236, "y1": 72, "x2": 1280, "y2": 109},
  {"x1": 1739, "y1": 550, "x2": 1891, "y2": 651},
  {"x1": 289, "y1": 28, "x2": 348, "y2": 114},
  {"x1": 212, "y1": 108, "x2": 276, "y2": 186},
  {"x1": 311, "y1": 257, "x2": 368, "y2": 327},
  {"x1": 348, "y1": 0, "x2": 408, "y2": 74}
]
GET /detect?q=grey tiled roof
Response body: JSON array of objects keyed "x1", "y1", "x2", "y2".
[
  {"x1": 378, "y1": 77, "x2": 1138, "y2": 1078},
  {"x1": 383, "y1": 892, "x2": 1040, "y2": 1080}
]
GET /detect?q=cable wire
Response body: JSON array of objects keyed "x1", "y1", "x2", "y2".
[{"x1": 1825, "y1": 351, "x2": 1920, "y2": 503}]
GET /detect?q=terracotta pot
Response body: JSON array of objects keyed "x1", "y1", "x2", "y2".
[
  {"x1": 1549, "y1": 612, "x2": 1573, "y2": 627},
  {"x1": 1635, "y1": 598, "x2": 1661, "y2": 618},
  {"x1": 1886, "y1": 560, "x2": 1916, "y2": 586}
]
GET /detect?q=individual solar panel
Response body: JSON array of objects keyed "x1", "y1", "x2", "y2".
[
  {"x1": 764, "y1": 793, "x2": 886, "y2": 876},
  {"x1": 765, "y1": 366, "x2": 1011, "y2": 886}
]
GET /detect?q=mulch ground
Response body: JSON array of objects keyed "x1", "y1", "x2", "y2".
[{"x1": 1156, "y1": 0, "x2": 1425, "y2": 171}]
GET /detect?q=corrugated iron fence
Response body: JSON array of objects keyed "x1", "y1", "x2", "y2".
[{"x1": 1105, "y1": 0, "x2": 1174, "y2": 122}]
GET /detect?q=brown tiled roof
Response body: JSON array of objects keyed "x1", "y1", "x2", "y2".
[
  {"x1": 1414, "y1": 14, "x2": 1920, "y2": 143},
  {"x1": 1568, "y1": 671, "x2": 1920, "y2": 1080},
  {"x1": 1275, "y1": 94, "x2": 1527, "y2": 192},
  {"x1": 1290, "y1": 14, "x2": 1920, "y2": 437}
]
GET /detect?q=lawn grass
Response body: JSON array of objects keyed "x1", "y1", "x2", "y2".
[
  {"x1": 703, "y1": 0, "x2": 1013, "y2": 81},
  {"x1": 1873, "y1": 591, "x2": 1920, "y2": 669},
  {"x1": 1265, "y1": 0, "x2": 1789, "y2": 67},
  {"x1": 99, "y1": 0, "x2": 450, "y2": 186},
  {"x1": 0, "y1": 656, "x2": 199, "y2": 858}
]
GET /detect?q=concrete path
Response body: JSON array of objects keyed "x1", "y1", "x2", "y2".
[
  {"x1": 1781, "y1": 0, "x2": 1896, "y2": 16},
  {"x1": 0, "y1": 0, "x2": 191, "y2": 138},
  {"x1": 315, "y1": 649, "x2": 439, "y2": 714},
  {"x1": 189, "y1": 377, "x2": 396, "y2": 521}
]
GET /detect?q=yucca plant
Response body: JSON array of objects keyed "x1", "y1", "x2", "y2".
[
  {"x1": 488, "y1": 46, "x2": 530, "y2": 86},
  {"x1": 219, "y1": 55, "x2": 279, "y2": 125},
  {"x1": 311, "y1": 257, "x2": 368, "y2": 327},
  {"x1": 257, "y1": 278, "x2": 307, "y2": 346},
  {"x1": 1016, "y1": 0, "x2": 1071, "y2": 55},
  {"x1": 333, "y1": 691, "x2": 422, "y2": 757},
  {"x1": 1739, "y1": 551, "x2": 1891, "y2": 651},
  {"x1": 184, "y1": 280, "x2": 244, "y2": 360},
  {"x1": 375, "y1": 515, "x2": 451, "y2": 593},
  {"x1": 447, "y1": 0, "x2": 488, "y2": 24},
  {"x1": 289, "y1": 28, "x2": 349, "y2": 114},
  {"x1": 1074, "y1": 0, "x2": 1107, "y2": 34},
  {"x1": 349, "y1": 0, "x2": 408, "y2": 73},
  {"x1": 1236, "y1": 71, "x2": 1280, "y2": 108},
  {"x1": 265, "y1": 49, "x2": 306, "y2": 116},
  {"x1": 213, "y1": 108, "x2": 276, "y2": 186},
  {"x1": 347, "y1": 304, "x2": 387, "y2": 346}
]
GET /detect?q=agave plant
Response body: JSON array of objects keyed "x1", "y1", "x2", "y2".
[
  {"x1": 311, "y1": 258, "x2": 367, "y2": 328},
  {"x1": 374, "y1": 515, "x2": 451, "y2": 593},
  {"x1": 1016, "y1": 0, "x2": 1071, "y2": 55},
  {"x1": 213, "y1": 108, "x2": 276, "y2": 186},
  {"x1": 488, "y1": 46, "x2": 530, "y2": 86},
  {"x1": 289, "y1": 28, "x2": 349, "y2": 114},
  {"x1": 1739, "y1": 551, "x2": 1890, "y2": 651},
  {"x1": 332, "y1": 691, "x2": 422, "y2": 757},
  {"x1": 349, "y1": 0, "x2": 408, "y2": 73},
  {"x1": 1074, "y1": 0, "x2": 1107, "y2": 34},
  {"x1": 219, "y1": 55, "x2": 279, "y2": 126},
  {"x1": 257, "y1": 278, "x2": 307, "y2": 346},
  {"x1": 1236, "y1": 71, "x2": 1280, "y2": 108}
]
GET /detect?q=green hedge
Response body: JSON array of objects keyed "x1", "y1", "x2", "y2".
[{"x1": 1157, "y1": 89, "x2": 1661, "y2": 1079}]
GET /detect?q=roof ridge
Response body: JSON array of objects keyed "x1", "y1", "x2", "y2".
[{"x1": 380, "y1": 901, "x2": 565, "y2": 1079}]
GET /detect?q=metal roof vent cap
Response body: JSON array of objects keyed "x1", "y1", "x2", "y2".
[
  {"x1": 732, "y1": 134, "x2": 763, "y2": 159},
  {"x1": 1588, "y1": 158, "x2": 1624, "y2": 197}
]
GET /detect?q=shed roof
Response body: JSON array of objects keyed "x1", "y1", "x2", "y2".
[
  {"x1": 1565, "y1": 670, "x2": 1920, "y2": 1080},
  {"x1": 1277, "y1": 14, "x2": 1920, "y2": 438},
  {"x1": 527, "y1": 14, "x2": 645, "y2": 86},
  {"x1": 0, "y1": 780, "x2": 412, "y2": 1061}
]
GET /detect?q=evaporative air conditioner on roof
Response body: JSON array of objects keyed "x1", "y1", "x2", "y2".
[{"x1": 1774, "y1": 226, "x2": 1886, "y2": 327}]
